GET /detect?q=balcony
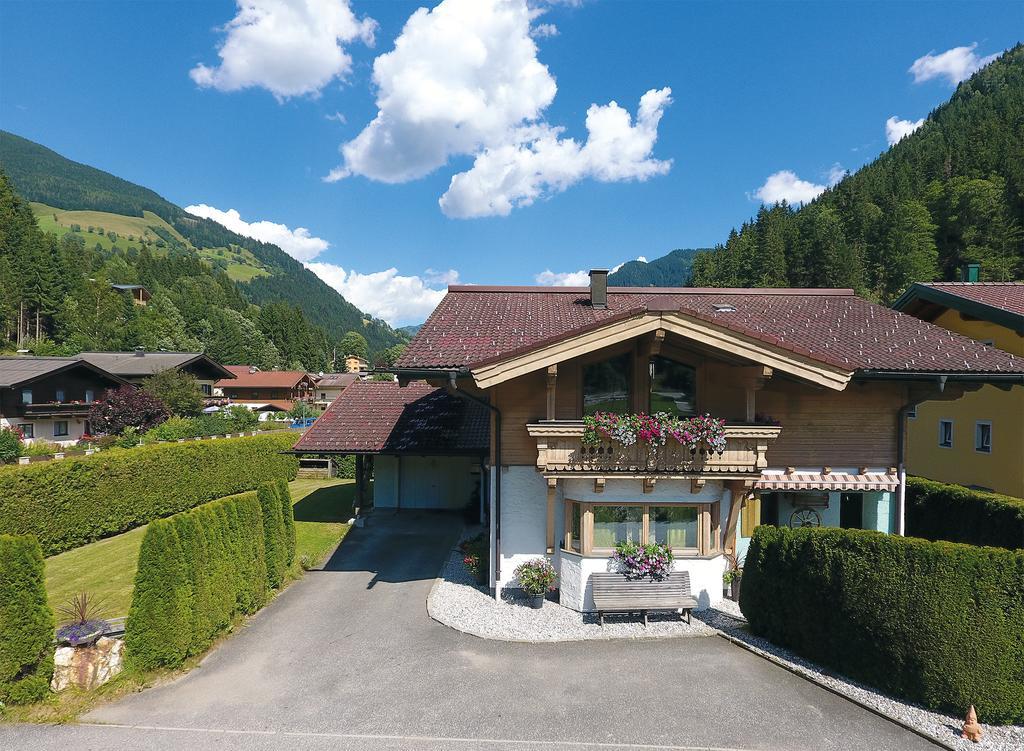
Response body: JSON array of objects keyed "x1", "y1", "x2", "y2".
[
  {"x1": 23, "y1": 402, "x2": 94, "y2": 418},
  {"x1": 526, "y1": 421, "x2": 782, "y2": 478}
]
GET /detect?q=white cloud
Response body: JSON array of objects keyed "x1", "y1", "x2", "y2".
[
  {"x1": 825, "y1": 163, "x2": 846, "y2": 185},
  {"x1": 441, "y1": 88, "x2": 672, "y2": 218},
  {"x1": 535, "y1": 269, "x2": 590, "y2": 286},
  {"x1": 326, "y1": 0, "x2": 672, "y2": 216},
  {"x1": 185, "y1": 203, "x2": 329, "y2": 262},
  {"x1": 531, "y1": 22, "x2": 558, "y2": 38},
  {"x1": 908, "y1": 43, "x2": 999, "y2": 86},
  {"x1": 325, "y1": 111, "x2": 347, "y2": 124},
  {"x1": 885, "y1": 115, "x2": 925, "y2": 146},
  {"x1": 306, "y1": 263, "x2": 451, "y2": 324},
  {"x1": 189, "y1": 0, "x2": 376, "y2": 100},
  {"x1": 751, "y1": 170, "x2": 827, "y2": 206}
]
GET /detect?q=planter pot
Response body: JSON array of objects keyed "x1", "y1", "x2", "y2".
[
  {"x1": 729, "y1": 575, "x2": 742, "y2": 602},
  {"x1": 525, "y1": 592, "x2": 545, "y2": 609}
]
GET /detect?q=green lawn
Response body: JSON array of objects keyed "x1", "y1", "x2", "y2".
[{"x1": 44, "y1": 478, "x2": 354, "y2": 619}]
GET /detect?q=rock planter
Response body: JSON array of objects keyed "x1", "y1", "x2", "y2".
[{"x1": 51, "y1": 636, "x2": 123, "y2": 692}]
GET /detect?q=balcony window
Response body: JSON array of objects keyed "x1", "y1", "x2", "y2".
[
  {"x1": 55, "y1": 389, "x2": 65, "y2": 402},
  {"x1": 975, "y1": 421, "x2": 992, "y2": 454},
  {"x1": 85, "y1": 389, "x2": 95, "y2": 403},
  {"x1": 582, "y1": 353, "x2": 631, "y2": 415},
  {"x1": 53, "y1": 421, "x2": 69, "y2": 437},
  {"x1": 650, "y1": 356, "x2": 696, "y2": 416},
  {"x1": 563, "y1": 500, "x2": 717, "y2": 556},
  {"x1": 21, "y1": 388, "x2": 32, "y2": 405}
]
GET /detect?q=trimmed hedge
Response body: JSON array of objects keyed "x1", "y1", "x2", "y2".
[
  {"x1": 907, "y1": 476, "x2": 1024, "y2": 550},
  {"x1": 0, "y1": 535, "x2": 55, "y2": 704},
  {"x1": 741, "y1": 526, "x2": 1024, "y2": 724},
  {"x1": 257, "y1": 483, "x2": 288, "y2": 589},
  {"x1": 125, "y1": 492, "x2": 268, "y2": 671},
  {"x1": 276, "y1": 478, "x2": 296, "y2": 567},
  {"x1": 0, "y1": 432, "x2": 299, "y2": 556}
]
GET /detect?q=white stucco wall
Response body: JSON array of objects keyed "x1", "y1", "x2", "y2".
[
  {"x1": 1, "y1": 416, "x2": 87, "y2": 446},
  {"x1": 373, "y1": 454, "x2": 477, "y2": 510},
  {"x1": 496, "y1": 466, "x2": 551, "y2": 589}
]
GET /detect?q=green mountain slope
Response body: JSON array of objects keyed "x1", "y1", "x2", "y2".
[
  {"x1": 608, "y1": 249, "x2": 706, "y2": 287},
  {"x1": 0, "y1": 131, "x2": 406, "y2": 356},
  {"x1": 643, "y1": 44, "x2": 1024, "y2": 298}
]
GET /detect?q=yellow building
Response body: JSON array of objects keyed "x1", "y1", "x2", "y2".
[
  {"x1": 344, "y1": 355, "x2": 369, "y2": 374},
  {"x1": 894, "y1": 282, "x2": 1024, "y2": 497}
]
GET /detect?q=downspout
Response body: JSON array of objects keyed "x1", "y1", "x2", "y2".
[
  {"x1": 446, "y1": 373, "x2": 502, "y2": 596},
  {"x1": 896, "y1": 375, "x2": 946, "y2": 537}
]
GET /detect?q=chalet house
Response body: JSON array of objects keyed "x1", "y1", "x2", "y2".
[
  {"x1": 216, "y1": 366, "x2": 317, "y2": 414},
  {"x1": 293, "y1": 380, "x2": 488, "y2": 512},
  {"x1": 79, "y1": 349, "x2": 235, "y2": 396},
  {"x1": 313, "y1": 373, "x2": 359, "y2": 407},
  {"x1": 109, "y1": 283, "x2": 151, "y2": 306},
  {"x1": 0, "y1": 357, "x2": 126, "y2": 445},
  {"x1": 893, "y1": 281, "x2": 1024, "y2": 496},
  {"x1": 391, "y1": 271, "x2": 1024, "y2": 611}
]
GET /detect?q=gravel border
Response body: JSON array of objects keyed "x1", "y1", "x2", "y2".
[
  {"x1": 697, "y1": 609, "x2": 1023, "y2": 751},
  {"x1": 428, "y1": 536, "x2": 715, "y2": 642}
]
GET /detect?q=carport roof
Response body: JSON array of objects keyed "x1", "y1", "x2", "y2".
[{"x1": 292, "y1": 380, "x2": 489, "y2": 455}]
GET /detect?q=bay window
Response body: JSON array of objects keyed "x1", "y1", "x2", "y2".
[{"x1": 564, "y1": 500, "x2": 718, "y2": 556}]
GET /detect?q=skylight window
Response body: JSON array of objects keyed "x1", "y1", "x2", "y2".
[{"x1": 712, "y1": 304, "x2": 736, "y2": 313}]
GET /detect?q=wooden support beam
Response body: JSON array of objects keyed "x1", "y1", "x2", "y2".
[
  {"x1": 546, "y1": 477, "x2": 557, "y2": 553},
  {"x1": 650, "y1": 329, "x2": 666, "y2": 357},
  {"x1": 545, "y1": 364, "x2": 558, "y2": 421},
  {"x1": 690, "y1": 477, "x2": 705, "y2": 495}
]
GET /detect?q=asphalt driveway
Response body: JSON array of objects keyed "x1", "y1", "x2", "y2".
[{"x1": 2, "y1": 511, "x2": 938, "y2": 751}]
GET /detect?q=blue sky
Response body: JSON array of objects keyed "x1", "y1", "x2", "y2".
[{"x1": 1, "y1": 1, "x2": 1021, "y2": 325}]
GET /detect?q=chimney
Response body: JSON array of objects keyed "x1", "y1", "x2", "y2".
[
  {"x1": 133, "y1": 346, "x2": 145, "y2": 357},
  {"x1": 960, "y1": 263, "x2": 980, "y2": 282},
  {"x1": 589, "y1": 268, "x2": 609, "y2": 309}
]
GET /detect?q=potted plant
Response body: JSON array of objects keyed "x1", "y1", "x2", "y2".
[
  {"x1": 723, "y1": 552, "x2": 742, "y2": 601},
  {"x1": 514, "y1": 558, "x2": 557, "y2": 608},
  {"x1": 459, "y1": 533, "x2": 489, "y2": 586},
  {"x1": 56, "y1": 592, "x2": 110, "y2": 647}
]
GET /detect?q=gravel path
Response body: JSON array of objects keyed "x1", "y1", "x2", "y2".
[
  {"x1": 428, "y1": 539, "x2": 715, "y2": 641},
  {"x1": 697, "y1": 609, "x2": 1023, "y2": 751}
]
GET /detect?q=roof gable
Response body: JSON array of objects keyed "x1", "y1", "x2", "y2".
[
  {"x1": 0, "y1": 357, "x2": 128, "y2": 389},
  {"x1": 892, "y1": 282, "x2": 1024, "y2": 335}
]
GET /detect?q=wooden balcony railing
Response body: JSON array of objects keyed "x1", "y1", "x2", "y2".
[
  {"x1": 526, "y1": 421, "x2": 782, "y2": 477},
  {"x1": 23, "y1": 402, "x2": 95, "y2": 418}
]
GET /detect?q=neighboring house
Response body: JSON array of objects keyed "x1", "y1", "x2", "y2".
[
  {"x1": 344, "y1": 355, "x2": 369, "y2": 374},
  {"x1": 79, "y1": 349, "x2": 235, "y2": 396},
  {"x1": 313, "y1": 373, "x2": 359, "y2": 406},
  {"x1": 0, "y1": 356, "x2": 126, "y2": 445},
  {"x1": 109, "y1": 283, "x2": 151, "y2": 306},
  {"x1": 216, "y1": 366, "x2": 317, "y2": 413},
  {"x1": 293, "y1": 380, "x2": 488, "y2": 512},
  {"x1": 893, "y1": 281, "x2": 1024, "y2": 497},
  {"x1": 392, "y1": 271, "x2": 1023, "y2": 611}
]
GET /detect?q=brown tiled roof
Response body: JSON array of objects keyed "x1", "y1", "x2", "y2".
[
  {"x1": 919, "y1": 282, "x2": 1024, "y2": 316},
  {"x1": 292, "y1": 380, "x2": 489, "y2": 454},
  {"x1": 232, "y1": 399, "x2": 294, "y2": 412},
  {"x1": 218, "y1": 366, "x2": 312, "y2": 388},
  {"x1": 396, "y1": 286, "x2": 1024, "y2": 374},
  {"x1": 315, "y1": 373, "x2": 359, "y2": 389}
]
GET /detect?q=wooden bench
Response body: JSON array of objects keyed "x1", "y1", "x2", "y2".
[{"x1": 590, "y1": 571, "x2": 697, "y2": 626}]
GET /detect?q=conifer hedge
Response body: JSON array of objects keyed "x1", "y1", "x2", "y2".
[
  {"x1": 0, "y1": 432, "x2": 298, "y2": 556},
  {"x1": 125, "y1": 492, "x2": 270, "y2": 671},
  {"x1": 257, "y1": 483, "x2": 288, "y2": 589},
  {"x1": 740, "y1": 526, "x2": 1024, "y2": 724},
  {"x1": 276, "y1": 478, "x2": 296, "y2": 567},
  {"x1": 0, "y1": 534, "x2": 55, "y2": 704},
  {"x1": 906, "y1": 476, "x2": 1024, "y2": 550}
]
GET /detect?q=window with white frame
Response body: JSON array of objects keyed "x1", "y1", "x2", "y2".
[
  {"x1": 85, "y1": 389, "x2": 95, "y2": 403},
  {"x1": 975, "y1": 421, "x2": 992, "y2": 453},
  {"x1": 53, "y1": 421, "x2": 69, "y2": 437},
  {"x1": 563, "y1": 500, "x2": 717, "y2": 556},
  {"x1": 55, "y1": 389, "x2": 65, "y2": 402},
  {"x1": 938, "y1": 420, "x2": 953, "y2": 448}
]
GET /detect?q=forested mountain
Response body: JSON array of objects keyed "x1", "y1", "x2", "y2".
[
  {"x1": 608, "y1": 249, "x2": 705, "y2": 287},
  {"x1": 0, "y1": 131, "x2": 407, "y2": 364},
  {"x1": 682, "y1": 44, "x2": 1023, "y2": 299}
]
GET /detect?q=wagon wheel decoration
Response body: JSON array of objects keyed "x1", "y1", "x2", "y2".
[{"x1": 789, "y1": 507, "x2": 822, "y2": 529}]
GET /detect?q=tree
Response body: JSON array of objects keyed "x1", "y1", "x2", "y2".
[
  {"x1": 89, "y1": 385, "x2": 170, "y2": 436},
  {"x1": 338, "y1": 330, "x2": 368, "y2": 360},
  {"x1": 142, "y1": 368, "x2": 204, "y2": 417},
  {"x1": 374, "y1": 343, "x2": 407, "y2": 368}
]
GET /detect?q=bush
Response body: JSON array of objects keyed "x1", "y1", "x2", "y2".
[
  {"x1": 0, "y1": 427, "x2": 23, "y2": 463},
  {"x1": 0, "y1": 535, "x2": 55, "y2": 704},
  {"x1": 276, "y1": 478, "x2": 296, "y2": 567},
  {"x1": 89, "y1": 385, "x2": 169, "y2": 436},
  {"x1": 257, "y1": 483, "x2": 287, "y2": 589},
  {"x1": 0, "y1": 432, "x2": 299, "y2": 556},
  {"x1": 126, "y1": 493, "x2": 268, "y2": 671},
  {"x1": 141, "y1": 369, "x2": 204, "y2": 417},
  {"x1": 740, "y1": 526, "x2": 1024, "y2": 724},
  {"x1": 907, "y1": 476, "x2": 1024, "y2": 550}
]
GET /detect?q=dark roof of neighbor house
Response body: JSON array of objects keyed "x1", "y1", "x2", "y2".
[
  {"x1": 892, "y1": 282, "x2": 1024, "y2": 335},
  {"x1": 292, "y1": 380, "x2": 489, "y2": 455},
  {"x1": 0, "y1": 356, "x2": 127, "y2": 389},
  {"x1": 218, "y1": 366, "x2": 313, "y2": 389},
  {"x1": 79, "y1": 351, "x2": 234, "y2": 380},
  {"x1": 315, "y1": 373, "x2": 360, "y2": 389},
  {"x1": 396, "y1": 286, "x2": 1024, "y2": 375}
]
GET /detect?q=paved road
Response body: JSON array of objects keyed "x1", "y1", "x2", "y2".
[{"x1": 2, "y1": 512, "x2": 938, "y2": 751}]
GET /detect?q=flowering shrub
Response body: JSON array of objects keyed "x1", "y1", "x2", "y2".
[
  {"x1": 460, "y1": 533, "x2": 489, "y2": 585},
  {"x1": 613, "y1": 541, "x2": 675, "y2": 580},
  {"x1": 514, "y1": 558, "x2": 557, "y2": 595},
  {"x1": 583, "y1": 411, "x2": 728, "y2": 454}
]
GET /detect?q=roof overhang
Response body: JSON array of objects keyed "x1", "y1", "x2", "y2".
[
  {"x1": 4, "y1": 360, "x2": 130, "y2": 389},
  {"x1": 755, "y1": 470, "x2": 899, "y2": 492},
  {"x1": 470, "y1": 311, "x2": 854, "y2": 391},
  {"x1": 892, "y1": 284, "x2": 1024, "y2": 335}
]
